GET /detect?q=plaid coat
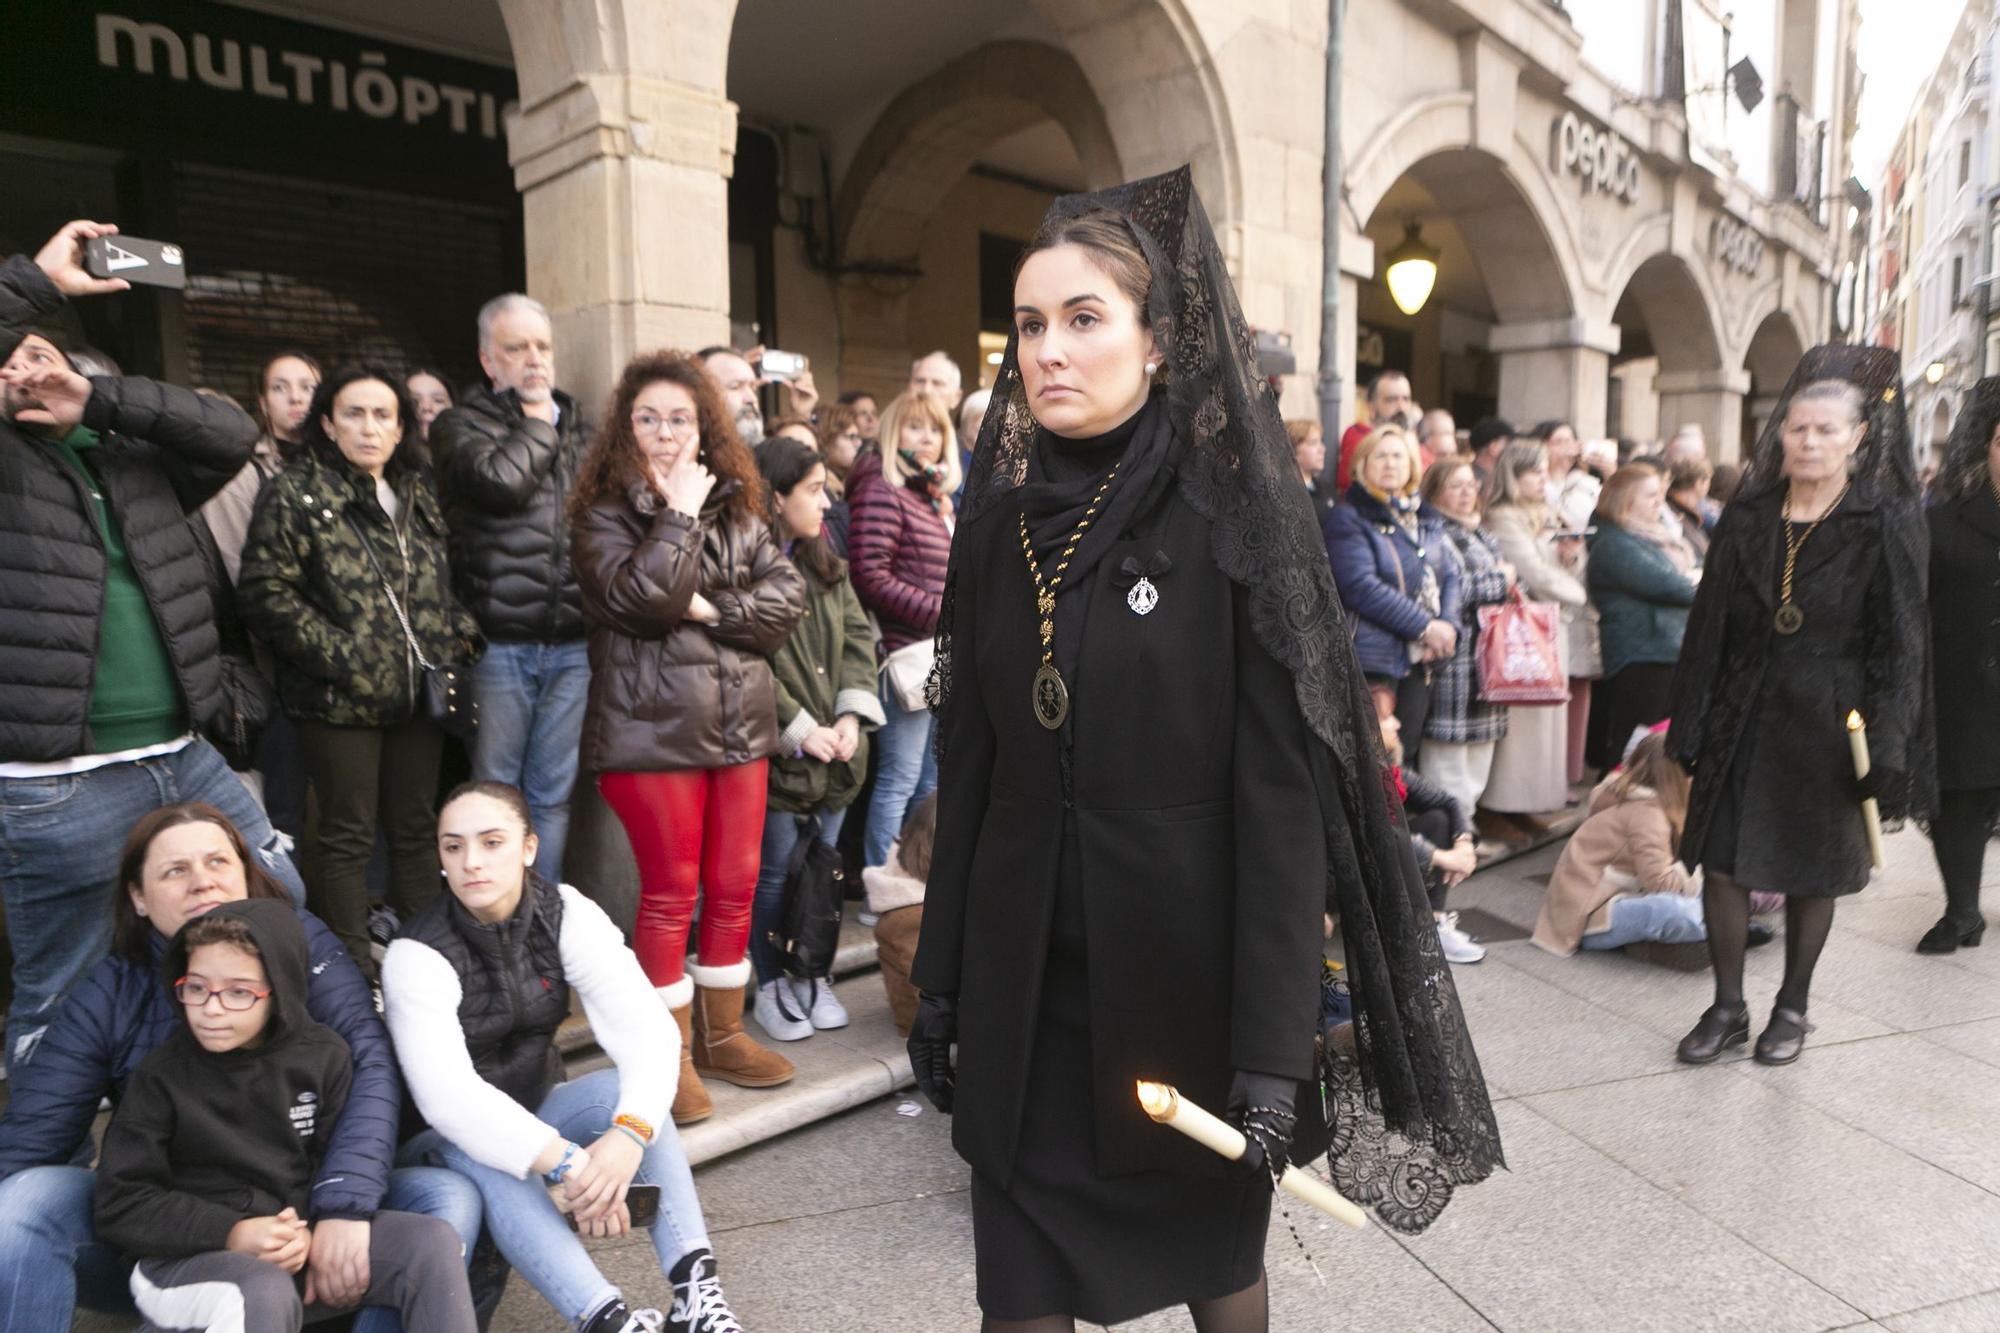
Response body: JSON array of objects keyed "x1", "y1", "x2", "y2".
[{"x1": 1424, "y1": 514, "x2": 1511, "y2": 745}]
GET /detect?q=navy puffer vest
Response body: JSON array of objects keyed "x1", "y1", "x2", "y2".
[{"x1": 400, "y1": 873, "x2": 570, "y2": 1115}]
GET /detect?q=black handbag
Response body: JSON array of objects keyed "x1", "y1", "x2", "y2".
[
  {"x1": 192, "y1": 514, "x2": 276, "y2": 770},
  {"x1": 770, "y1": 815, "x2": 845, "y2": 979},
  {"x1": 346, "y1": 511, "x2": 478, "y2": 742}
]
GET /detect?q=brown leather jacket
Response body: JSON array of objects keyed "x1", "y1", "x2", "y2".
[{"x1": 572, "y1": 483, "x2": 806, "y2": 774}]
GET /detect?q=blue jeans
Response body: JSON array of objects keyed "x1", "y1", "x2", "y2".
[
  {"x1": 0, "y1": 1162, "x2": 481, "y2": 1331},
  {"x1": 471, "y1": 640, "x2": 591, "y2": 883},
  {"x1": 1579, "y1": 893, "x2": 1708, "y2": 950},
  {"x1": 424, "y1": 1069, "x2": 710, "y2": 1328},
  {"x1": 862, "y1": 676, "x2": 937, "y2": 871},
  {"x1": 0, "y1": 737, "x2": 306, "y2": 1072},
  {"x1": 750, "y1": 805, "x2": 848, "y2": 984}
]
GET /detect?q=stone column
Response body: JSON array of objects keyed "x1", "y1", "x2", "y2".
[
  {"x1": 1491, "y1": 318, "x2": 1620, "y2": 439},
  {"x1": 1656, "y1": 368, "x2": 1752, "y2": 463},
  {"x1": 501, "y1": 0, "x2": 737, "y2": 413}
]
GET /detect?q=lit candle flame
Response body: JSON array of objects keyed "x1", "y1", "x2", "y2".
[
  {"x1": 1136, "y1": 1081, "x2": 1176, "y2": 1120},
  {"x1": 1847, "y1": 710, "x2": 1863, "y2": 731}
]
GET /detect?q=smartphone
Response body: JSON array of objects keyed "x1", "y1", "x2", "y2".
[
  {"x1": 84, "y1": 235, "x2": 187, "y2": 290},
  {"x1": 760, "y1": 349, "x2": 806, "y2": 382},
  {"x1": 562, "y1": 1183, "x2": 661, "y2": 1231},
  {"x1": 1552, "y1": 526, "x2": 1596, "y2": 540}
]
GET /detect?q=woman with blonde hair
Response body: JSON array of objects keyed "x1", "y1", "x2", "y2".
[
  {"x1": 1286, "y1": 418, "x2": 1335, "y2": 521},
  {"x1": 847, "y1": 389, "x2": 959, "y2": 872},
  {"x1": 1325, "y1": 423, "x2": 1461, "y2": 764},
  {"x1": 1480, "y1": 438, "x2": 1585, "y2": 822},
  {"x1": 1416, "y1": 456, "x2": 1513, "y2": 824}
]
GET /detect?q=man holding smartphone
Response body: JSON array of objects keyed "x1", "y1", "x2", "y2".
[
  {"x1": 0, "y1": 220, "x2": 306, "y2": 1072},
  {"x1": 430, "y1": 294, "x2": 593, "y2": 886}
]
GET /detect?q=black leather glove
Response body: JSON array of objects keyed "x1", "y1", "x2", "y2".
[
  {"x1": 907, "y1": 993, "x2": 958, "y2": 1114},
  {"x1": 1225, "y1": 1070, "x2": 1297, "y2": 1189}
]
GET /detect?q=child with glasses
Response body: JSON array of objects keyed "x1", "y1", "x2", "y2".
[{"x1": 92, "y1": 899, "x2": 476, "y2": 1332}]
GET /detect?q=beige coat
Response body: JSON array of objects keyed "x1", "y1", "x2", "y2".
[{"x1": 1531, "y1": 778, "x2": 1697, "y2": 955}]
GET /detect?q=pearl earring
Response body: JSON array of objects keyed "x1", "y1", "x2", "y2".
[{"x1": 1144, "y1": 362, "x2": 1157, "y2": 376}]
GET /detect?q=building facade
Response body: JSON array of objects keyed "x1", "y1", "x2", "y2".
[
  {"x1": 2, "y1": 0, "x2": 1854, "y2": 466},
  {"x1": 1869, "y1": 0, "x2": 1998, "y2": 469}
]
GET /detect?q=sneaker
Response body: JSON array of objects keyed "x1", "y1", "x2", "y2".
[
  {"x1": 367, "y1": 902, "x2": 400, "y2": 949},
  {"x1": 790, "y1": 976, "x2": 850, "y2": 1030},
  {"x1": 752, "y1": 978, "x2": 813, "y2": 1042},
  {"x1": 667, "y1": 1248, "x2": 744, "y2": 1333},
  {"x1": 1436, "y1": 913, "x2": 1487, "y2": 964},
  {"x1": 583, "y1": 1299, "x2": 666, "y2": 1333}
]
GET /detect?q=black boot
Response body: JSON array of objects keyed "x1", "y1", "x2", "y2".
[
  {"x1": 1916, "y1": 916, "x2": 1986, "y2": 955},
  {"x1": 667, "y1": 1248, "x2": 744, "y2": 1333},
  {"x1": 1753, "y1": 1006, "x2": 1815, "y2": 1065},
  {"x1": 1676, "y1": 1002, "x2": 1749, "y2": 1064}
]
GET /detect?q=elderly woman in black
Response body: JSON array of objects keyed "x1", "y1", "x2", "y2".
[
  {"x1": 1667, "y1": 346, "x2": 1933, "y2": 1066},
  {"x1": 1918, "y1": 378, "x2": 2000, "y2": 953},
  {"x1": 904, "y1": 169, "x2": 1500, "y2": 1332}
]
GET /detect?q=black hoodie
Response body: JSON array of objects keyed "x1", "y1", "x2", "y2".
[{"x1": 94, "y1": 899, "x2": 353, "y2": 1259}]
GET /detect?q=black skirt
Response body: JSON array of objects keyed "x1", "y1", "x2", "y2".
[{"x1": 971, "y1": 823, "x2": 1270, "y2": 1324}]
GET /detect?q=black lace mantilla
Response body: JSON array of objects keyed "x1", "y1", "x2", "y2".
[
  {"x1": 929, "y1": 166, "x2": 1503, "y2": 1232},
  {"x1": 1938, "y1": 375, "x2": 2000, "y2": 501}
]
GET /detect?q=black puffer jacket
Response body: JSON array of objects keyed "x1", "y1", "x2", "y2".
[
  {"x1": 0, "y1": 259, "x2": 257, "y2": 761},
  {"x1": 430, "y1": 385, "x2": 589, "y2": 643},
  {"x1": 396, "y1": 873, "x2": 569, "y2": 1117}
]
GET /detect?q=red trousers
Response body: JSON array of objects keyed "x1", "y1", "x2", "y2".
[{"x1": 599, "y1": 762, "x2": 769, "y2": 986}]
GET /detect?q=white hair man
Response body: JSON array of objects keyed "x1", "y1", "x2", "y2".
[
  {"x1": 908, "y1": 351, "x2": 963, "y2": 412},
  {"x1": 429, "y1": 292, "x2": 594, "y2": 882}
]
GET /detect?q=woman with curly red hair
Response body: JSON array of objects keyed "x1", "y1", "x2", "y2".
[{"x1": 569, "y1": 352, "x2": 806, "y2": 1124}]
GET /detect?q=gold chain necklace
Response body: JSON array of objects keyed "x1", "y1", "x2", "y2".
[
  {"x1": 1774, "y1": 477, "x2": 1851, "y2": 635},
  {"x1": 1018, "y1": 466, "x2": 1119, "y2": 729}
]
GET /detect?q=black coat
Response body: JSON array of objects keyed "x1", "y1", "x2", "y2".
[
  {"x1": 0, "y1": 258, "x2": 257, "y2": 761},
  {"x1": 1667, "y1": 484, "x2": 1928, "y2": 896},
  {"x1": 430, "y1": 385, "x2": 589, "y2": 643},
  {"x1": 1929, "y1": 484, "x2": 2000, "y2": 791},
  {"x1": 912, "y1": 481, "x2": 1327, "y2": 1185}
]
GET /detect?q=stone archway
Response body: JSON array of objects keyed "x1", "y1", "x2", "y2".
[
  {"x1": 1741, "y1": 307, "x2": 1807, "y2": 445},
  {"x1": 1612, "y1": 252, "x2": 1740, "y2": 459}
]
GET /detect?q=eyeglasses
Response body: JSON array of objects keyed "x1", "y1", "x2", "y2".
[
  {"x1": 632, "y1": 411, "x2": 699, "y2": 440},
  {"x1": 175, "y1": 977, "x2": 271, "y2": 1011}
]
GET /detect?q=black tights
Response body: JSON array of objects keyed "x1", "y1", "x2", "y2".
[
  {"x1": 981, "y1": 1271, "x2": 1270, "y2": 1333},
  {"x1": 1702, "y1": 873, "x2": 1836, "y2": 1012}
]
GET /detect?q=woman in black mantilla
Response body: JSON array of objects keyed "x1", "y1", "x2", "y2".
[
  {"x1": 1667, "y1": 346, "x2": 1934, "y2": 1067},
  {"x1": 904, "y1": 168, "x2": 1501, "y2": 1331},
  {"x1": 1917, "y1": 377, "x2": 2000, "y2": 954}
]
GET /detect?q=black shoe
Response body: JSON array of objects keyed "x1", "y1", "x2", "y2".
[
  {"x1": 667, "y1": 1248, "x2": 744, "y2": 1333},
  {"x1": 1747, "y1": 920, "x2": 1777, "y2": 948},
  {"x1": 1917, "y1": 916, "x2": 1986, "y2": 955},
  {"x1": 1753, "y1": 1006, "x2": 1815, "y2": 1065},
  {"x1": 1676, "y1": 1003, "x2": 1749, "y2": 1064},
  {"x1": 583, "y1": 1299, "x2": 666, "y2": 1333}
]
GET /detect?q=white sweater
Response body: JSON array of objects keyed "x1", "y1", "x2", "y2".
[{"x1": 381, "y1": 884, "x2": 675, "y2": 1180}]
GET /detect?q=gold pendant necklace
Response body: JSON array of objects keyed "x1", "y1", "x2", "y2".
[
  {"x1": 1774, "y1": 477, "x2": 1851, "y2": 635},
  {"x1": 1018, "y1": 467, "x2": 1119, "y2": 730}
]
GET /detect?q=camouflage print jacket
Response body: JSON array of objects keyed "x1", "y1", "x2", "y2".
[{"x1": 238, "y1": 447, "x2": 483, "y2": 727}]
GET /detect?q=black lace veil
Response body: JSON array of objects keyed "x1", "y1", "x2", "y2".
[
  {"x1": 1736, "y1": 344, "x2": 1918, "y2": 503},
  {"x1": 1938, "y1": 375, "x2": 2000, "y2": 499},
  {"x1": 930, "y1": 166, "x2": 1503, "y2": 1231}
]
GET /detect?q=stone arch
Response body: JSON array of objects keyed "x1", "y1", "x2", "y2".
[
  {"x1": 498, "y1": 0, "x2": 738, "y2": 108},
  {"x1": 1024, "y1": 0, "x2": 1241, "y2": 226},
  {"x1": 837, "y1": 41, "x2": 1124, "y2": 271},
  {"x1": 1612, "y1": 252, "x2": 1726, "y2": 377},
  {"x1": 1743, "y1": 306, "x2": 1807, "y2": 391},
  {"x1": 1357, "y1": 145, "x2": 1580, "y2": 323}
]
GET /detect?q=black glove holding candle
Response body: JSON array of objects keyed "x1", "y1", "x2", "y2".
[
  {"x1": 1225, "y1": 1070, "x2": 1297, "y2": 1189},
  {"x1": 908, "y1": 992, "x2": 958, "y2": 1113}
]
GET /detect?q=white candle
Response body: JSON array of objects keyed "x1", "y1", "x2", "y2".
[
  {"x1": 1846, "y1": 710, "x2": 1886, "y2": 871},
  {"x1": 1136, "y1": 1081, "x2": 1368, "y2": 1230}
]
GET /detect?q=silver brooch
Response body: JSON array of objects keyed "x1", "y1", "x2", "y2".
[{"x1": 1127, "y1": 577, "x2": 1159, "y2": 616}]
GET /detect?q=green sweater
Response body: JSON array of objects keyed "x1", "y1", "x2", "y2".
[{"x1": 45, "y1": 427, "x2": 185, "y2": 751}]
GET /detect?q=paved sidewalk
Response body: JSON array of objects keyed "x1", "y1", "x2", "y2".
[{"x1": 514, "y1": 826, "x2": 2000, "y2": 1331}]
